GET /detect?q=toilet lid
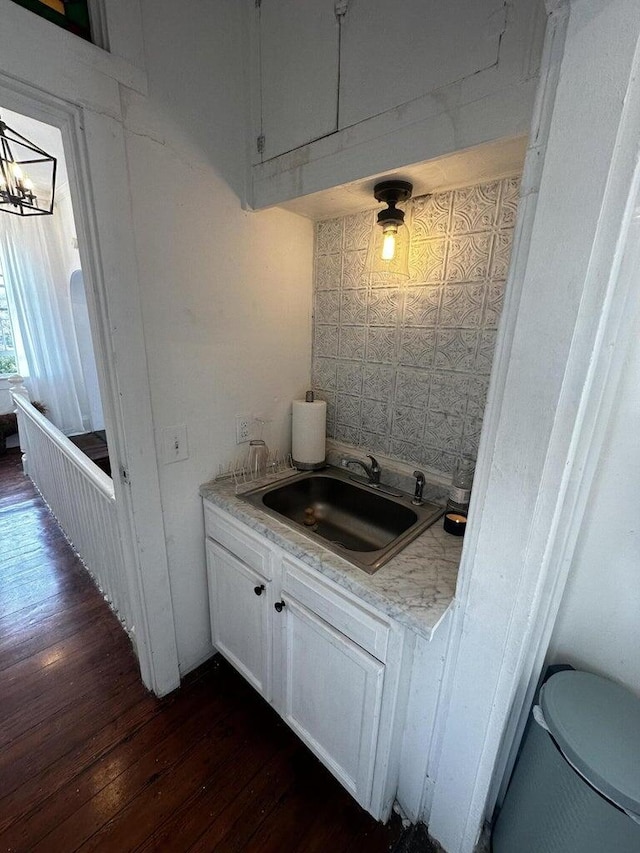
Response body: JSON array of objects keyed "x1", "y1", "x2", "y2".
[{"x1": 541, "y1": 670, "x2": 640, "y2": 814}]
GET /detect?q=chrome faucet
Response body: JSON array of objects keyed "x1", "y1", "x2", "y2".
[
  {"x1": 412, "y1": 470, "x2": 426, "y2": 506},
  {"x1": 342, "y1": 454, "x2": 381, "y2": 485}
]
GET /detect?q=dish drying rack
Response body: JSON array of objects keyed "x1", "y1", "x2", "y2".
[{"x1": 214, "y1": 449, "x2": 298, "y2": 494}]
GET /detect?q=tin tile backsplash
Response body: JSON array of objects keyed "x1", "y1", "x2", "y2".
[{"x1": 312, "y1": 177, "x2": 519, "y2": 476}]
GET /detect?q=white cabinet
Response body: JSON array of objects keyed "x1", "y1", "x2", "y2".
[
  {"x1": 252, "y1": 0, "x2": 507, "y2": 164},
  {"x1": 338, "y1": 0, "x2": 504, "y2": 129},
  {"x1": 256, "y1": 0, "x2": 339, "y2": 161},
  {"x1": 279, "y1": 555, "x2": 391, "y2": 808},
  {"x1": 203, "y1": 501, "x2": 407, "y2": 820},
  {"x1": 280, "y1": 593, "x2": 385, "y2": 805},
  {"x1": 206, "y1": 539, "x2": 272, "y2": 700}
]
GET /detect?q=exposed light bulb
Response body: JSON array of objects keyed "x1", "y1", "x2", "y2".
[
  {"x1": 12, "y1": 163, "x2": 23, "y2": 182},
  {"x1": 23, "y1": 177, "x2": 34, "y2": 191},
  {"x1": 381, "y1": 224, "x2": 398, "y2": 261},
  {"x1": 381, "y1": 232, "x2": 396, "y2": 260}
]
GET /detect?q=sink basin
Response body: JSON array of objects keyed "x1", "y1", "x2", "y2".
[{"x1": 241, "y1": 468, "x2": 444, "y2": 574}]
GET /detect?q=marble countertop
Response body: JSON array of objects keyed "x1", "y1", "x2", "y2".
[{"x1": 200, "y1": 473, "x2": 462, "y2": 642}]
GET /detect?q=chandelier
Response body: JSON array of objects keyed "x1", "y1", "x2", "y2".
[{"x1": 0, "y1": 116, "x2": 57, "y2": 216}]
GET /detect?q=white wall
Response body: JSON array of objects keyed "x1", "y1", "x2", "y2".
[
  {"x1": 548, "y1": 319, "x2": 640, "y2": 695},
  {"x1": 427, "y1": 3, "x2": 640, "y2": 850},
  {"x1": 123, "y1": 0, "x2": 313, "y2": 672}
]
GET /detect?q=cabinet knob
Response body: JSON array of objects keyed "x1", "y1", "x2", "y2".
[
  {"x1": 274, "y1": 600, "x2": 286, "y2": 612},
  {"x1": 254, "y1": 584, "x2": 266, "y2": 596}
]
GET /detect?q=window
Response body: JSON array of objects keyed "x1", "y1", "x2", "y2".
[
  {"x1": 10, "y1": 0, "x2": 92, "y2": 42},
  {"x1": 0, "y1": 272, "x2": 18, "y2": 376}
]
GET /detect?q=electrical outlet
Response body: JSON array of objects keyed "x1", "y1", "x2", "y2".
[
  {"x1": 162, "y1": 424, "x2": 189, "y2": 464},
  {"x1": 236, "y1": 415, "x2": 250, "y2": 444}
]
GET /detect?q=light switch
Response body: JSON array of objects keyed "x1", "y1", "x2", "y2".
[{"x1": 162, "y1": 424, "x2": 189, "y2": 464}]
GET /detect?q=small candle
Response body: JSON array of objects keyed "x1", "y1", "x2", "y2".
[{"x1": 444, "y1": 511, "x2": 467, "y2": 536}]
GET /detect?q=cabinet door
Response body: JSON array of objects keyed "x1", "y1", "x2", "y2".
[
  {"x1": 337, "y1": 0, "x2": 505, "y2": 129},
  {"x1": 257, "y1": 0, "x2": 339, "y2": 161},
  {"x1": 206, "y1": 539, "x2": 271, "y2": 700},
  {"x1": 278, "y1": 595, "x2": 385, "y2": 809}
]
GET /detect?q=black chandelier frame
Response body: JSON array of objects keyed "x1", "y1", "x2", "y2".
[{"x1": 0, "y1": 118, "x2": 57, "y2": 217}]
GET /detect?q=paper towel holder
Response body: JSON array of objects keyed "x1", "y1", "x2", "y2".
[{"x1": 292, "y1": 390, "x2": 327, "y2": 470}]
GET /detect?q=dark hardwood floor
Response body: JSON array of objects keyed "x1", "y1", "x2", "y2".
[{"x1": 0, "y1": 449, "x2": 402, "y2": 852}]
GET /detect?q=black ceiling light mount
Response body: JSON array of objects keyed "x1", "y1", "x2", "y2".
[
  {"x1": 0, "y1": 116, "x2": 57, "y2": 217},
  {"x1": 373, "y1": 179, "x2": 413, "y2": 260}
]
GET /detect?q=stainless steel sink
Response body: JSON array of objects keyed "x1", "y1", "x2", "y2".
[{"x1": 241, "y1": 468, "x2": 444, "y2": 574}]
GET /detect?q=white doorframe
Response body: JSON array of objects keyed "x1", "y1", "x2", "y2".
[
  {"x1": 0, "y1": 16, "x2": 181, "y2": 696},
  {"x1": 428, "y1": 2, "x2": 640, "y2": 850}
]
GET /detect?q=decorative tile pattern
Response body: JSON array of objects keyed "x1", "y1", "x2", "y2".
[
  {"x1": 409, "y1": 238, "x2": 447, "y2": 283},
  {"x1": 312, "y1": 176, "x2": 519, "y2": 475},
  {"x1": 366, "y1": 327, "x2": 398, "y2": 364},
  {"x1": 342, "y1": 250, "x2": 368, "y2": 289},
  {"x1": 497, "y1": 177, "x2": 520, "y2": 228},
  {"x1": 341, "y1": 289, "x2": 368, "y2": 325},
  {"x1": 424, "y1": 410, "x2": 464, "y2": 451},
  {"x1": 392, "y1": 406, "x2": 425, "y2": 443},
  {"x1": 403, "y1": 286, "x2": 441, "y2": 327},
  {"x1": 362, "y1": 364, "x2": 395, "y2": 402},
  {"x1": 316, "y1": 253, "x2": 342, "y2": 290},
  {"x1": 338, "y1": 326, "x2": 366, "y2": 360},
  {"x1": 467, "y1": 376, "x2": 490, "y2": 418},
  {"x1": 312, "y1": 358, "x2": 337, "y2": 391},
  {"x1": 439, "y1": 283, "x2": 485, "y2": 328},
  {"x1": 445, "y1": 233, "x2": 492, "y2": 282},
  {"x1": 390, "y1": 438, "x2": 423, "y2": 465},
  {"x1": 484, "y1": 281, "x2": 505, "y2": 328},
  {"x1": 336, "y1": 360, "x2": 363, "y2": 395},
  {"x1": 368, "y1": 287, "x2": 401, "y2": 326},
  {"x1": 359, "y1": 430, "x2": 390, "y2": 455},
  {"x1": 316, "y1": 218, "x2": 343, "y2": 255},
  {"x1": 412, "y1": 193, "x2": 451, "y2": 239},
  {"x1": 461, "y1": 416, "x2": 483, "y2": 457},
  {"x1": 315, "y1": 290, "x2": 340, "y2": 325},
  {"x1": 314, "y1": 324, "x2": 338, "y2": 358},
  {"x1": 361, "y1": 398, "x2": 391, "y2": 435},
  {"x1": 336, "y1": 393, "x2": 361, "y2": 428},
  {"x1": 429, "y1": 372, "x2": 469, "y2": 415},
  {"x1": 476, "y1": 330, "x2": 498, "y2": 375},
  {"x1": 451, "y1": 182, "x2": 499, "y2": 233},
  {"x1": 395, "y1": 368, "x2": 431, "y2": 409},
  {"x1": 334, "y1": 423, "x2": 360, "y2": 444},
  {"x1": 433, "y1": 329, "x2": 478, "y2": 373},
  {"x1": 400, "y1": 328, "x2": 437, "y2": 369},
  {"x1": 490, "y1": 229, "x2": 514, "y2": 280},
  {"x1": 343, "y1": 210, "x2": 374, "y2": 251}
]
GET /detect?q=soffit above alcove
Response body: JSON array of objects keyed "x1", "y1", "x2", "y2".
[{"x1": 278, "y1": 136, "x2": 528, "y2": 221}]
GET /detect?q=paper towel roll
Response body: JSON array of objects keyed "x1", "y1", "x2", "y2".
[{"x1": 292, "y1": 399, "x2": 326, "y2": 469}]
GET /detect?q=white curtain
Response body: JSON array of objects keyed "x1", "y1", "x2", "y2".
[{"x1": 0, "y1": 212, "x2": 89, "y2": 434}]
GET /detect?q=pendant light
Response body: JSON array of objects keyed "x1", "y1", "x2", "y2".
[
  {"x1": 366, "y1": 179, "x2": 413, "y2": 281},
  {"x1": 0, "y1": 116, "x2": 57, "y2": 217}
]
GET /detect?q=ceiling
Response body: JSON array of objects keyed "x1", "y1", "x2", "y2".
[{"x1": 279, "y1": 136, "x2": 528, "y2": 221}]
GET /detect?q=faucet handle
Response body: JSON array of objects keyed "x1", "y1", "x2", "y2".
[{"x1": 366, "y1": 455, "x2": 381, "y2": 481}]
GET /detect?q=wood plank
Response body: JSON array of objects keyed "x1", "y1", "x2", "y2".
[
  {"x1": 135, "y1": 720, "x2": 295, "y2": 852},
  {"x1": 0, "y1": 451, "x2": 403, "y2": 853},
  {"x1": 0, "y1": 595, "x2": 106, "y2": 671},
  {"x1": 30, "y1": 683, "x2": 251, "y2": 852}
]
